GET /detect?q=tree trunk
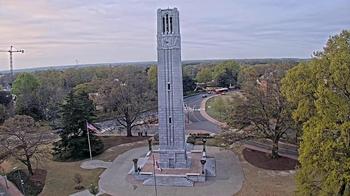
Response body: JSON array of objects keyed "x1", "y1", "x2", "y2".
[
  {"x1": 26, "y1": 156, "x2": 34, "y2": 175},
  {"x1": 271, "y1": 139, "x2": 279, "y2": 159},
  {"x1": 126, "y1": 124, "x2": 132, "y2": 137},
  {"x1": 338, "y1": 181, "x2": 350, "y2": 196}
]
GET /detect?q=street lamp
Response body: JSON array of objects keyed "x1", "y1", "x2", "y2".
[
  {"x1": 200, "y1": 158, "x2": 207, "y2": 175},
  {"x1": 132, "y1": 159, "x2": 138, "y2": 173},
  {"x1": 202, "y1": 138, "x2": 207, "y2": 153},
  {"x1": 187, "y1": 109, "x2": 189, "y2": 123},
  {"x1": 148, "y1": 138, "x2": 153, "y2": 151},
  {"x1": 184, "y1": 104, "x2": 190, "y2": 124}
]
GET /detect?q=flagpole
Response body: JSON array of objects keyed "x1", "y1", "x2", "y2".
[
  {"x1": 86, "y1": 120, "x2": 93, "y2": 160},
  {"x1": 152, "y1": 154, "x2": 158, "y2": 196}
]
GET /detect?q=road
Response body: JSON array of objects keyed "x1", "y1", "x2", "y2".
[
  {"x1": 184, "y1": 93, "x2": 298, "y2": 159},
  {"x1": 184, "y1": 93, "x2": 221, "y2": 133},
  {"x1": 92, "y1": 93, "x2": 221, "y2": 135},
  {"x1": 93, "y1": 92, "x2": 298, "y2": 159}
]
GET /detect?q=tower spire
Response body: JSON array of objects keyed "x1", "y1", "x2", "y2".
[{"x1": 157, "y1": 8, "x2": 187, "y2": 168}]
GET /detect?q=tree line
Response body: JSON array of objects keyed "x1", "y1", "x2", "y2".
[
  {"x1": 1, "y1": 60, "x2": 242, "y2": 128},
  {"x1": 0, "y1": 62, "x2": 224, "y2": 164}
]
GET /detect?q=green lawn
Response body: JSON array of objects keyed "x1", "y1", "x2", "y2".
[
  {"x1": 40, "y1": 136, "x2": 148, "y2": 196},
  {"x1": 1, "y1": 136, "x2": 148, "y2": 196},
  {"x1": 205, "y1": 92, "x2": 242, "y2": 122},
  {"x1": 206, "y1": 94, "x2": 230, "y2": 122}
]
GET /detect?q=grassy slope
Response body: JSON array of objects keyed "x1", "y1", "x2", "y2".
[
  {"x1": 1, "y1": 136, "x2": 148, "y2": 196},
  {"x1": 40, "y1": 137, "x2": 148, "y2": 196}
]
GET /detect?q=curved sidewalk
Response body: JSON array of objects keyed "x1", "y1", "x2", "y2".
[
  {"x1": 0, "y1": 175, "x2": 23, "y2": 196},
  {"x1": 200, "y1": 95, "x2": 227, "y2": 128}
]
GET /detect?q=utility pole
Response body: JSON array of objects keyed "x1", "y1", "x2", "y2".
[
  {"x1": 86, "y1": 120, "x2": 93, "y2": 160},
  {"x1": 0, "y1": 45, "x2": 24, "y2": 79}
]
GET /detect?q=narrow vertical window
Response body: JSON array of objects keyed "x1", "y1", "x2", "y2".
[
  {"x1": 167, "y1": 83, "x2": 171, "y2": 90},
  {"x1": 169, "y1": 117, "x2": 172, "y2": 124},
  {"x1": 170, "y1": 17, "x2": 173, "y2": 33},
  {"x1": 166, "y1": 14, "x2": 169, "y2": 33},
  {"x1": 162, "y1": 17, "x2": 165, "y2": 33}
]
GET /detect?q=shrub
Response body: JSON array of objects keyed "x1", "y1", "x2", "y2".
[
  {"x1": 73, "y1": 173, "x2": 84, "y2": 190},
  {"x1": 187, "y1": 133, "x2": 212, "y2": 145},
  {"x1": 186, "y1": 135, "x2": 196, "y2": 144},
  {"x1": 89, "y1": 184, "x2": 99, "y2": 195},
  {"x1": 53, "y1": 136, "x2": 104, "y2": 161}
]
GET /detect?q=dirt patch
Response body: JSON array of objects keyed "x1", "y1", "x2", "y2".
[
  {"x1": 233, "y1": 146, "x2": 296, "y2": 196},
  {"x1": 30, "y1": 169, "x2": 47, "y2": 187},
  {"x1": 242, "y1": 148, "x2": 298, "y2": 170}
]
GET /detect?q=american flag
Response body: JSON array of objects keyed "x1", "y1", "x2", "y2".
[{"x1": 87, "y1": 122, "x2": 100, "y2": 133}]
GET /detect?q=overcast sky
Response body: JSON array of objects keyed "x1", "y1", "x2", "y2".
[{"x1": 0, "y1": 0, "x2": 349, "y2": 70}]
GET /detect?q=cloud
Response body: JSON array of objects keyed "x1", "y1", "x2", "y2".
[{"x1": 0, "y1": 0, "x2": 349, "y2": 70}]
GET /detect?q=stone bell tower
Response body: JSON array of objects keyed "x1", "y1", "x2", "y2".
[{"x1": 157, "y1": 8, "x2": 187, "y2": 168}]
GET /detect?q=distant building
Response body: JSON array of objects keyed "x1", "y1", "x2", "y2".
[
  {"x1": 88, "y1": 92, "x2": 104, "y2": 111},
  {"x1": 256, "y1": 71, "x2": 279, "y2": 94},
  {"x1": 214, "y1": 87, "x2": 228, "y2": 94}
]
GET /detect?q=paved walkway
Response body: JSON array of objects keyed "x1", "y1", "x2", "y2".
[
  {"x1": 70, "y1": 190, "x2": 93, "y2": 196},
  {"x1": 97, "y1": 146, "x2": 244, "y2": 196},
  {"x1": 0, "y1": 176, "x2": 23, "y2": 196},
  {"x1": 80, "y1": 160, "x2": 112, "y2": 170}
]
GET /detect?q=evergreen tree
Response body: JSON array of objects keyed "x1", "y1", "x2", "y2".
[
  {"x1": 52, "y1": 91, "x2": 104, "y2": 160},
  {"x1": 182, "y1": 74, "x2": 196, "y2": 95}
]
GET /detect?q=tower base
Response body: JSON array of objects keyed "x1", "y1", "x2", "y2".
[
  {"x1": 129, "y1": 149, "x2": 216, "y2": 187},
  {"x1": 159, "y1": 149, "x2": 188, "y2": 168}
]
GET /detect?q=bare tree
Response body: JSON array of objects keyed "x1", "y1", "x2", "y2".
[
  {"x1": 98, "y1": 71, "x2": 156, "y2": 136},
  {"x1": 226, "y1": 69, "x2": 295, "y2": 159},
  {"x1": 0, "y1": 115, "x2": 48, "y2": 175}
]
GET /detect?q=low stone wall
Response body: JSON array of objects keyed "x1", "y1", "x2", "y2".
[
  {"x1": 143, "y1": 174, "x2": 194, "y2": 187},
  {"x1": 186, "y1": 173, "x2": 205, "y2": 182},
  {"x1": 130, "y1": 148, "x2": 216, "y2": 187}
]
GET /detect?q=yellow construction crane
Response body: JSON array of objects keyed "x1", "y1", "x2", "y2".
[{"x1": 0, "y1": 45, "x2": 24, "y2": 77}]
